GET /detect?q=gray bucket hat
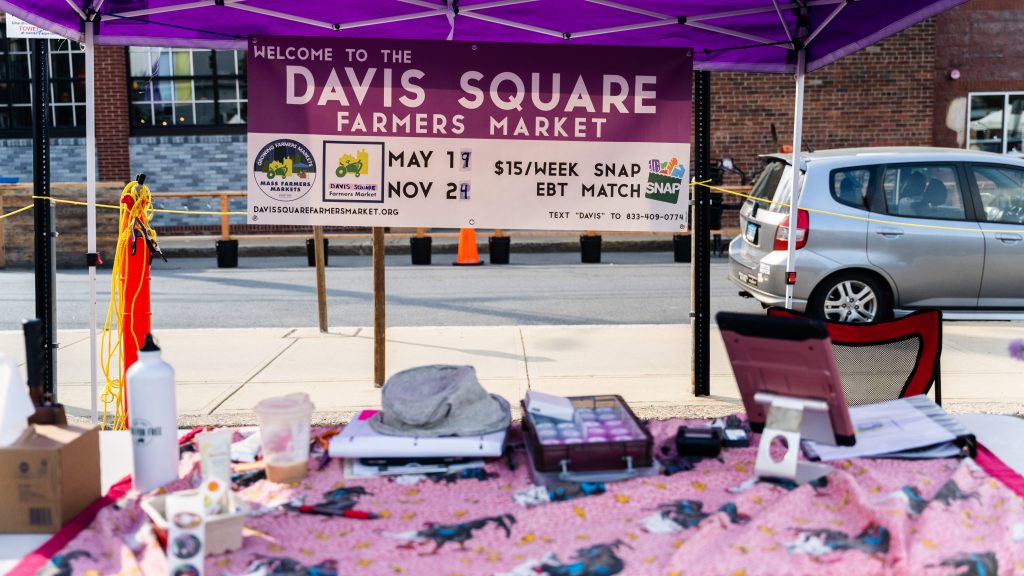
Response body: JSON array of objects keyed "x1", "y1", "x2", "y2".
[{"x1": 369, "y1": 365, "x2": 510, "y2": 437}]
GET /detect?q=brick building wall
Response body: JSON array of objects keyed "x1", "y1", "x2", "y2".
[
  {"x1": 130, "y1": 134, "x2": 247, "y2": 193},
  {"x1": 95, "y1": 46, "x2": 131, "y2": 181},
  {"x1": 0, "y1": 182, "x2": 122, "y2": 268},
  {"x1": 708, "y1": 19, "x2": 937, "y2": 188},
  {"x1": 0, "y1": 138, "x2": 86, "y2": 182},
  {"x1": 933, "y1": 0, "x2": 1024, "y2": 149}
]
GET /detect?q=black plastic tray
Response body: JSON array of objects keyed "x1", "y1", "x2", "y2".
[{"x1": 521, "y1": 394, "x2": 653, "y2": 473}]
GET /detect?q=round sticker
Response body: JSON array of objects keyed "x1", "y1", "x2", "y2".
[
  {"x1": 252, "y1": 139, "x2": 316, "y2": 202},
  {"x1": 172, "y1": 511, "x2": 202, "y2": 530},
  {"x1": 172, "y1": 534, "x2": 202, "y2": 559},
  {"x1": 172, "y1": 564, "x2": 201, "y2": 576}
]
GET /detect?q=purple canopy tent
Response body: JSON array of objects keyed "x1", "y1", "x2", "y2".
[{"x1": 0, "y1": 0, "x2": 967, "y2": 420}]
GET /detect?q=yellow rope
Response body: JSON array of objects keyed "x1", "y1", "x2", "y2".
[
  {"x1": 29, "y1": 195, "x2": 246, "y2": 215},
  {"x1": 689, "y1": 180, "x2": 1013, "y2": 234},
  {"x1": 0, "y1": 203, "x2": 34, "y2": 220},
  {"x1": 4, "y1": 185, "x2": 1012, "y2": 234},
  {"x1": 98, "y1": 180, "x2": 164, "y2": 430}
]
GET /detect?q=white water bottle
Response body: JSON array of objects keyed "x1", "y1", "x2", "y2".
[{"x1": 126, "y1": 334, "x2": 179, "y2": 492}]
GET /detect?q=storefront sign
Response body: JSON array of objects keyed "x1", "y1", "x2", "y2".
[
  {"x1": 247, "y1": 36, "x2": 692, "y2": 232},
  {"x1": 4, "y1": 15, "x2": 61, "y2": 39}
]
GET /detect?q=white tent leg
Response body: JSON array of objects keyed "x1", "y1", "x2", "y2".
[
  {"x1": 784, "y1": 48, "x2": 805, "y2": 309},
  {"x1": 85, "y1": 19, "x2": 98, "y2": 423}
]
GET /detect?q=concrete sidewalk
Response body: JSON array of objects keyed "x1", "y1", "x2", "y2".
[{"x1": 1, "y1": 323, "x2": 1021, "y2": 426}]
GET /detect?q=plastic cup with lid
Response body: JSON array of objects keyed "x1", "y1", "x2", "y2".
[{"x1": 253, "y1": 393, "x2": 315, "y2": 483}]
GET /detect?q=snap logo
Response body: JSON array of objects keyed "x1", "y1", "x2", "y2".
[{"x1": 646, "y1": 157, "x2": 685, "y2": 205}]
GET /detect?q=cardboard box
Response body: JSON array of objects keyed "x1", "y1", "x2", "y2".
[{"x1": 0, "y1": 424, "x2": 100, "y2": 533}]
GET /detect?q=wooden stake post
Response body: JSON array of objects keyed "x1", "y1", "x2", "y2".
[{"x1": 313, "y1": 225, "x2": 328, "y2": 333}]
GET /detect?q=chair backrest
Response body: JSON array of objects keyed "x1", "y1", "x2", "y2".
[{"x1": 766, "y1": 308, "x2": 942, "y2": 406}]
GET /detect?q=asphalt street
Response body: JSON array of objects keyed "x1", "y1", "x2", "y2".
[{"x1": 0, "y1": 252, "x2": 763, "y2": 330}]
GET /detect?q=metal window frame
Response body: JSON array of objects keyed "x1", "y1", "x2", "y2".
[
  {"x1": 0, "y1": 33, "x2": 85, "y2": 135},
  {"x1": 126, "y1": 45, "x2": 246, "y2": 133},
  {"x1": 966, "y1": 91, "x2": 1024, "y2": 158}
]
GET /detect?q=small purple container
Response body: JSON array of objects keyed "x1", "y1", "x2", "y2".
[
  {"x1": 587, "y1": 436, "x2": 609, "y2": 443},
  {"x1": 560, "y1": 429, "x2": 582, "y2": 439},
  {"x1": 607, "y1": 427, "x2": 631, "y2": 436},
  {"x1": 611, "y1": 435, "x2": 634, "y2": 442},
  {"x1": 537, "y1": 429, "x2": 558, "y2": 440},
  {"x1": 601, "y1": 419, "x2": 625, "y2": 428},
  {"x1": 562, "y1": 438, "x2": 583, "y2": 444}
]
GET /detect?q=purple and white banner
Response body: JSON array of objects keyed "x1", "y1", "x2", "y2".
[{"x1": 247, "y1": 36, "x2": 692, "y2": 232}]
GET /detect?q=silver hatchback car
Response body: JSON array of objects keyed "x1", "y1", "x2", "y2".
[{"x1": 729, "y1": 147, "x2": 1024, "y2": 322}]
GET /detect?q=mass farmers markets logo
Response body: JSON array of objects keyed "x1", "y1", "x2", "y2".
[
  {"x1": 253, "y1": 139, "x2": 316, "y2": 202},
  {"x1": 646, "y1": 157, "x2": 685, "y2": 204}
]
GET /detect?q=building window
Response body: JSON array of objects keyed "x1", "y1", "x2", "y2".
[
  {"x1": 967, "y1": 92, "x2": 1024, "y2": 156},
  {"x1": 0, "y1": 29, "x2": 85, "y2": 132},
  {"x1": 128, "y1": 47, "x2": 246, "y2": 130}
]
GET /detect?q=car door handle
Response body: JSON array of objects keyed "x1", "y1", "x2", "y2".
[
  {"x1": 995, "y1": 233, "x2": 1023, "y2": 244},
  {"x1": 875, "y1": 228, "x2": 904, "y2": 238}
]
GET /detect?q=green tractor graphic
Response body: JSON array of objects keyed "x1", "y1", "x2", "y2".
[
  {"x1": 265, "y1": 157, "x2": 293, "y2": 180},
  {"x1": 336, "y1": 151, "x2": 368, "y2": 178},
  {"x1": 336, "y1": 159, "x2": 364, "y2": 178}
]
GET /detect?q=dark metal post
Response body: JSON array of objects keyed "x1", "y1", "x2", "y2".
[
  {"x1": 691, "y1": 70, "x2": 711, "y2": 397},
  {"x1": 31, "y1": 38, "x2": 57, "y2": 401}
]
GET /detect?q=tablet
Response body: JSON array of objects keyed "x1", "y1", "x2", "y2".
[{"x1": 716, "y1": 312, "x2": 855, "y2": 446}]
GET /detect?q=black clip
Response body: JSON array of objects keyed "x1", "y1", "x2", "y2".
[
  {"x1": 144, "y1": 228, "x2": 168, "y2": 262},
  {"x1": 130, "y1": 219, "x2": 141, "y2": 256},
  {"x1": 85, "y1": 252, "x2": 102, "y2": 267}
]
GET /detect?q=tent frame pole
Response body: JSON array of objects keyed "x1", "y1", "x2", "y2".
[
  {"x1": 784, "y1": 47, "x2": 806, "y2": 309},
  {"x1": 31, "y1": 38, "x2": 57, "y2": 402},
  {"x1": 691, "y1": 69, "x2": 711, "y2": 397},
  {"x1": 85, "y1": 18, "x2": 98, "y2": 423}
]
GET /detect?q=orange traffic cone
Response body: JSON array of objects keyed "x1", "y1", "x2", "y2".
[{"x1": 452, "y1": 228, "x2": 484, "y2": 266}]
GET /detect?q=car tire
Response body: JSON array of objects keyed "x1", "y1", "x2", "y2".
[{"x1": 808, "y1": 271, "x2": 892, "y2": 323}]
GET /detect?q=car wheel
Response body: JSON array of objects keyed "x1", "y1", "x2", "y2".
[{"x1": 808, "y1": 272, "x2": 891, "y2": 323}]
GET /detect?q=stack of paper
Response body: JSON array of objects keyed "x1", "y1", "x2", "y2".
[
  {"x1": 329, "y1": 410, "x2": 506, "y2": 459},
  {"x1": 803, "y1": 396, "x2": 969, "y2": 462},
  {"x1": 344, "y1": 458, "x2": 485, "y2": 480}
]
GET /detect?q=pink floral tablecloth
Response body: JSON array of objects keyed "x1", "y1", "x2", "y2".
[{"x1": 11, "y1": 420, "x2": 1024, "y2": 576}]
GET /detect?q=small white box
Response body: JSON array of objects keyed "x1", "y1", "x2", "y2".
[{"x1": 525, "y1": 391, "x2": 575, "y2": 422}]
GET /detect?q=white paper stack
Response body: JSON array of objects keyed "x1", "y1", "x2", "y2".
[
  {"x1": 803, "y1": 396, "x2": 960, "y2": 461},
  {"x1": 329, "y1": 410, "x2": 506, "y2": 459}
]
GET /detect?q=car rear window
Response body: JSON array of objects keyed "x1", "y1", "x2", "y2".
[
  {"x1": 747, "y1": 159, "x2": 802, "y2": 213},
  {"x1": 830, "y1": 168, "x2": 872, "y2": 209},
  {"x1": 748, "y1": 160, "x2": 787, "y2": 203}
]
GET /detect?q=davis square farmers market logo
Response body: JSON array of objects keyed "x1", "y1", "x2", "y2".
[{"x1": 253, "y1": 139, "x2": 316, "y2": 202}]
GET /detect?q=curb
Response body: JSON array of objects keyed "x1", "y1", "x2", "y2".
[{"x1": 160, "y1": 238, "x2": 715, "y2": 260}]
